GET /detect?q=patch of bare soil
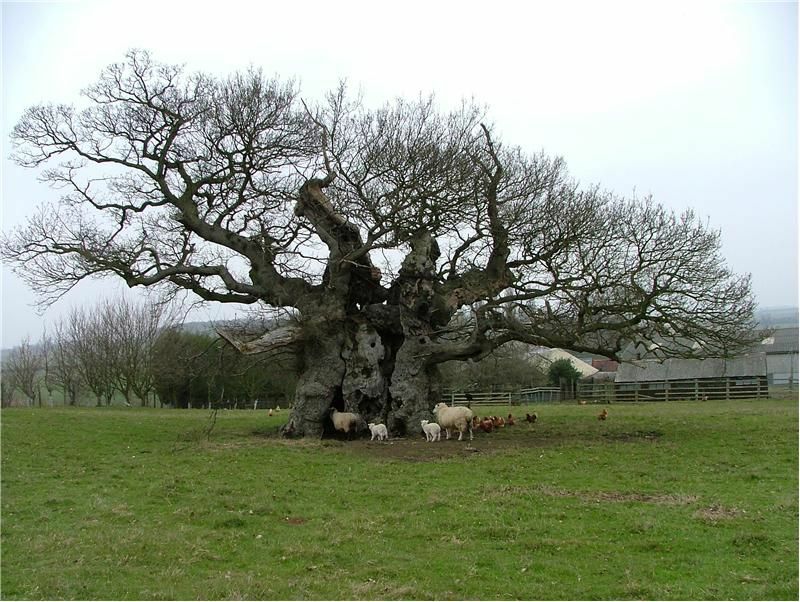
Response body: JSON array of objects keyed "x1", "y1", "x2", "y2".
[
  {"x1": 693, "y1": 504, "x2": 745, "y2": 522},
  {"x1": 337, "y1": 427, "x2": 557, "y2": 462},
  {"x1": 602, "y1": 429, "x2": 664, "y2": 442},
  {"x1": 249, "y1": 422, "x2": 662, "y2": 462},
  {"x1": 284, "y1": 516, "x2": 307, "y2": 525},
  {"x1": 326, "y1": 436, "x2": 494, "y2": 462}
]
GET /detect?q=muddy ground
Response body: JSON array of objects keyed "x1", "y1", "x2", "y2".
[{"x1": 301, "y1": 423, "x2": 663, "y2": 462}]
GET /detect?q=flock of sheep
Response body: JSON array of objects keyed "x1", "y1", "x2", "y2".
[{"x1": 329, "y1": 402, "x2": 570, "y2": 443}]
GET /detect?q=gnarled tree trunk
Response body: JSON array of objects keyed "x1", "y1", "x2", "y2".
[
  {"x1": 281, "y1": 319, "x2": 440, "y2": 438},
  {"x1": 387, "y1": 338, "x2": 442, "y2": 436},
  {"x1": 282, "y1": 329, "x2": 347, "y2": 438},
  {"x1": 279, "y1": 231, "x2": 447, "y2": 438}
]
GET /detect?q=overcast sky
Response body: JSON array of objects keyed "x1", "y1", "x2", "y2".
[{"x1": 2, "y1": 0, "x2": 797, "y2": 349}]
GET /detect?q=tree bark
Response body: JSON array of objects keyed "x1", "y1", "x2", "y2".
[
  {"x1": 281, "y1": 321, "x2": 353, "y2": 438},
  {"x1": 282, "y1": 322, "x2": 440, "y2": 438},
  {"x1": 387, "y1": 338, "x2": 441, "y2": 436},
  {"x1": 278, "y1": 230, "x2": 450, "y2": 438}
]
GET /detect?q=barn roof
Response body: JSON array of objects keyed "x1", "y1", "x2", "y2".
[
  {"x1": 724, "y1": 354, "x2": 769, "y2": 377},
  {"x1": 615, "y1": 353, "x2": 767, "y2": 383},
  {"x1": 537, "y1": 348, "x2": 599, "y2": 378},
  {"x1": 755, "y1": 327, "x2": 798, "y2": 355},
  {"x1": 618, "y1": 327, "x2": 798, "y2": 362},
  {"x1": 583, "y1": 371, "x2": 616, "y2": 383},
  {"x1": 619, "y1": 336, "x2": 705, "y2": 361}
]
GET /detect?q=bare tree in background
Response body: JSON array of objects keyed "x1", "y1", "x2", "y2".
[
  {"x1": 64, "y1": 308, "x2": 117, "y2": 406},
  {"x1": 2, "y1": 51, "x2": 759, "y2": 435},
  {"x1": 150, "y1": 327, "x2": 210, "y2": 408},
  {"x1": 440, "y1": 342, "x2": 546, "y2": 392},
  {"x1": 42, "y1": 296, "x2": 176, "y2": 406},
  {"x1": 3, "y1": 337, "x2": 43, "y2": 405},
  {"x1": 39, "y1": 329, "x2": 57, "y2": 406},
  {"x1": 0, "y1": 368, "x2": 14, "y2": 407},
  {"x1": 100, "y1": 296, "x2": 178, "y2": 406},
  {"x1": 50, "y1": 319, "x2": 83, "y2": 405}
]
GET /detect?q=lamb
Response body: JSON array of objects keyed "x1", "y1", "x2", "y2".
[
  {"x1": 330, "y1": 407, "x2": 362, "y2": 439},
  {"x1": 368, "y1": 422, "x2": 389, "y2": 441},
  {"x1": 432, "y1": 402, "x2": 474, "y2": 441},
  {"x1": 420, "y1": 419, "x2": 441, "y2": 442}
]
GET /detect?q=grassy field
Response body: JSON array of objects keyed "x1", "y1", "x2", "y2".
[{"x1": 1, "y1": 399, "x2": 797, "y2": 600}]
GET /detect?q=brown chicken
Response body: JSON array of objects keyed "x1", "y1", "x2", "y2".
[{"x1": 491, "y1": 415, "x2": 505, "y2": 428}]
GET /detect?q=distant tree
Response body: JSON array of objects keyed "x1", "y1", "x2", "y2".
[
  {"x1": 440, "y1": 343, "x2": 546, "y2": 391},
  {"x1": 547, "y1": 358, "x2": 583, "y2": 399},
  {"x1": 150, "y1": 326, "x2": 298, "y2": 409},
  {"x1": 0, "y1": 369, "x2": 13, "y2": 407},
  {"x1": 231, "y1": 352, "x2": 298, "y2": 408},
  {"x1": 547, "y1": 358, "x2": 583, "y2": 385},
  {"x1": 98, "y1": 296, "x2": 178, "y2": 406},
  {"x1": 64, "y1": 308, "x2": 117, "y2": 406},
  {"x1": 151, "y1": 329, "x2": 218, "y2": 408},
  {"x1": 50, "y1": 319, "x2": 83, "y2": 405},
  {"x1": 39, "y1": 329, "x2": 57, "y2": 406},
  {"x1": 3, "y1": 337, "x2": 43, "y2": 405},
  {"x1": 2, "y1": 50, "x2": 760, "y2": 436}
]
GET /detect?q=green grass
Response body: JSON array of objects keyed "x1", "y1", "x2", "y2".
[{"x1": 1, "y1": 399, "x2": 797, "y2": 600}]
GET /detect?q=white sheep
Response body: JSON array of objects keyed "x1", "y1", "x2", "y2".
[
  {"x1": 420, "y1": 419, "x2": 441, "y2": 442},
  {"x1": 432, "y1": 402, "x2": 474, "y2": 441},
  {"x1": 368, "y1": 422, "x2": 389, "y2": 441},
  {"x1": 330, "y1": 407, "x2": 361, "y2": 439}
]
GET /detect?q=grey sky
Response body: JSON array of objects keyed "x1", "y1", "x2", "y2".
[{"x1": 2, "y1": 0, "x2": 797, "y2": 349}]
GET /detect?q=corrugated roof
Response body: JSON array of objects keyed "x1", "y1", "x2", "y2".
[
  {"x1": 616, "y1": 353, "x2": 766, "y2": 382},
  {"x1": 619, "y1": 336, "x2": 705, "y2": 361},
  {"x1": 756, "y1": 327, "x2": 798, "y2": 355},
  {"x1": 616, "y1": 361, "x2": 667, "y2": 382},
  {"x1": 619, "y1": 327, "x2": 798, "y2": 361},
  {"x1": 724, "y1": 354, "x2": 768, "y2": 377}
]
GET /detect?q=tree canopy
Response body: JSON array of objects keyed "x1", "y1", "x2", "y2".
[
  {"x1": 547, "y1": 358, "x2": 584, "y2": 387},
  {"x1": 2, "y1": 51, "x2": 760, "y2": 435},
  {"x1": 5, "y1": 50, "x2": 757, "y2": 356}
]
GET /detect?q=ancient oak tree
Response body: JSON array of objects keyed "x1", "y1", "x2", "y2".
[{"x1": 3, "y1": 51, "x2": 758, "y2": 435}]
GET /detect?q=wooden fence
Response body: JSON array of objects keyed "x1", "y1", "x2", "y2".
[
  {"x1": 444, "y1": 387, "x2": 561, "y2": 406},
  {"x1": 578, "y1": 376, "x2": 770, "y2": 403}
]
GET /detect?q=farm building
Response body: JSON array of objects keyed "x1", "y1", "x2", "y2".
[
  {"x1": 754, "y1": 327, "x2": 798, "y2": 387},
  {"x1": 591, "y1": 357, "x2": 620, "y2": 372},
  {"x1": 531, "y1": 347, "x2": 598, "y2": 377},
  {"x1": 578, "y1": 353, "x2": 769, "y2": 402}
]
